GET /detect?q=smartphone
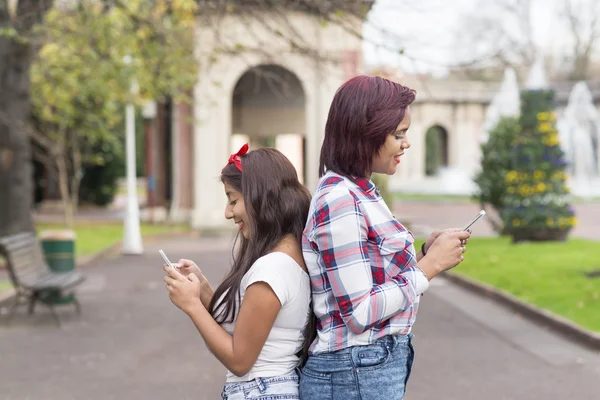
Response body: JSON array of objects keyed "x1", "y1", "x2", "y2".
[
  {"x1": 159, "y1": 249, "x2": 177, "y2": 272},
  {"x1": 463, "y1": 210, "x2": 486, "y2": 231}
]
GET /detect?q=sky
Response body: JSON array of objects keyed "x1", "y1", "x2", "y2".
[{"x1": 362, "y1": 0, "x2": 596, "y2": 76}]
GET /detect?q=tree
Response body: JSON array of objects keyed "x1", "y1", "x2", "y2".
[
  {"x1": 501, "y1": 88, "x2": 576, "y2": 242},
  {"x1": 0, "y1": 0, "x2": 375, "y2": 236},
  {"x1": 28, "y1": 0, "x2": 199, "y2": 228},
  {"x1": 562, "y1": 0, "x2": 600, "y2": 80},
  {"x1": 451, "y1": 0, "x2": 600, "y2": 81}
]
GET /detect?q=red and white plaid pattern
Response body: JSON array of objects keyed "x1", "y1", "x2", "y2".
[{"x1": 303, "y1": 171, "x2": 429, "y2": 354}]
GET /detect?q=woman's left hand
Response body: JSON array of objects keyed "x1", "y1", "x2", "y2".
[
  {"x1": 164, "y1": 265, "x2": 202, "y2": 314},
  {"x1": 424, "y1": 228, "x2": 470, "y2": 253}
]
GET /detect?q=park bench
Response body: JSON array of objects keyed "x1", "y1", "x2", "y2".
[{"x1": 0, "y1": 232, "x2": 85, "y2": 327}]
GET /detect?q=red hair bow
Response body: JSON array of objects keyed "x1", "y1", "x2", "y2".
[{"x1": 227, "y1": 143, "x2": 249, "y2": 172}]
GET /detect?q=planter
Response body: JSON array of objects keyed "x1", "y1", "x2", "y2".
[{"x1": 509, "y1": 227, "x2": 571, "y2": 243}]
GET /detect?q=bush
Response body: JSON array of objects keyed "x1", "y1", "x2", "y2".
[
  {"x1": 473, "y1": 117, "x2": 520, "y2": 232},
  {"x1": 501, "y1": 89, "x2": 576, "y2": 242},
  {"x1": 78, "y1": 138, "x2": 124, "y2": 207}
]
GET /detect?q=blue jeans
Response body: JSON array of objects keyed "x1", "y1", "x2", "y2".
[
  {"x1": 299, "y1": 334, "x2": 415, "y2": 400},
  {"x1": 221, "y1": 370, "x2": 300, "y2": 399}
]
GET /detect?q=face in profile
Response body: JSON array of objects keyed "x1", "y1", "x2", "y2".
[
  {"x1": 223, "y1": 181, "x2": 250, "y2": 239},
  {"x1": 370, "y1": 106, "x2": 412, "y2": 176}
]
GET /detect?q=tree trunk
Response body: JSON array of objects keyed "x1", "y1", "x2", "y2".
[
  {"x1": 0, "y1": 0, "x2": 54, "y2": 237},
  {"x1": 70, "y1": 132, "x2": 81, "y2": 216},
  {"x1": 56, "y1": 153, "x2": 73, "y2": 229},
  {"x1": 0, "y1": 13, "x2": 34, "y2": 236}
]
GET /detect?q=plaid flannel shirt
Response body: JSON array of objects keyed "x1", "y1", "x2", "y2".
[{"x1": 303, "y1": 171, "x2": 429, "y2": 355}]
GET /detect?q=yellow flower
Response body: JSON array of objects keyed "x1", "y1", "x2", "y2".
[
  {"x1": 536, "y1": 183, "x2": 546, "y2": 192},
  {"x1": 539, "y1": 122, "x2": 552, "y2": 132},
  {"x1": 533, "y1": 170, "x2": 545, "y2": 180},
  {"x1": 506, "y1": 171, "x2": 518, "y2": 183},
  {"x1": 552, "y1": 171, "x2": 566, "y2": 181},
  {"x1": 570, "y1": 217, "x2": 578, "y2": 226},
  {"x1": 518, "y1": 186, "x2": 529, "y2": 196},
  {"x1": 547, "y1": 218, "x2": 554, "y2": 227},
  {"x1": 543, "y1": 134, "x2": 560, "y2": 146},
  {"x1": 512, "y1": 219, "x2": 521, "y2": 227},
  {"x1": 538, "y1": 112, "x2": 550, "y2": 121}
]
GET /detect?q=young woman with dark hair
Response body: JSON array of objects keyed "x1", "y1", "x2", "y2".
[
  {"x1": 163, "y1": 145, "x2": 314, "y2": 400},
  {"x1": 300, "y1": 75, "x2": 472, "y2": 399}
]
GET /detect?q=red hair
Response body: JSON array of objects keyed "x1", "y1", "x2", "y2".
[{"x1": 319, "y1": 75, "x2": 416, "y2": 178}]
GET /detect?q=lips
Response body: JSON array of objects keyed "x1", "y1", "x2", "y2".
[
  {"x1": 235, "y1": 221, "x2": 244, "y2": 230},
  {"x1": 394, "y1": 153, "x2": 404, "y2": 163}
]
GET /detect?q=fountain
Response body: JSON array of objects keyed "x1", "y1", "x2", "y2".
[
  {"x1": 557, "y1": 82, "x2": 600, "y2": 198},
  {"x1": 482, "y1": 67, "x2": 520, "y2": 142}
]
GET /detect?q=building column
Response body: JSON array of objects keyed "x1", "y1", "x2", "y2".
[
  {"x1": 276, "y1": 134, "x2": 304, "y2": 184},
  {"x1": 192, "y1": 83, "x2": 231, "y2": 231},
  {"x1": 169, "y1": 99, "x2": 194, "y2": 222},
  {"x1": 304, "y1": 83, "x2": 322, "y2": 192}
]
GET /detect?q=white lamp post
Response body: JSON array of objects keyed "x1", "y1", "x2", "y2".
[{"x1": 122, "y1": 55, "x2": 143, "y2": 254}]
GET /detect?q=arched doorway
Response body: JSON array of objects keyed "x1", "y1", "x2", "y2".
[
  {"x1": 231, "y1": 64, "x2": 306, "y2": 183},
  {"x1": 424, "y1": 125, "x2": 449, "y2": 176}
]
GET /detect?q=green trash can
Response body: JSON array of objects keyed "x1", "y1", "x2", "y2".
[{"x1": 40, "y1": 230, "x2": 77, "y2": 305}]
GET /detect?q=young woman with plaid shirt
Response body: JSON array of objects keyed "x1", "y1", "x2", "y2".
[{"x1": 299, "y1": 75, "x2": 472, "y2": 400}]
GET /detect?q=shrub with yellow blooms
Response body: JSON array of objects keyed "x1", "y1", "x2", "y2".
[{"x1": 502, "y1": 89, "x2": 576, "y2": 242}]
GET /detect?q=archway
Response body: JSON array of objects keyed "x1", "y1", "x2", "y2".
[
  {"x1": 231, "y1": 64, "x2": 306, "y2": 183},
  {"x1": 424, "y1": 125, "x2": 449, "y2": 176}
]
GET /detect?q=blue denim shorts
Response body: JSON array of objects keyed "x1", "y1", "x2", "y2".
[
  {"x1": 299, "y1": 334, "x2": 415, "y2": 400},
  {"x1": 221, "y1": 370, "x2": 300, "y2": 400}
]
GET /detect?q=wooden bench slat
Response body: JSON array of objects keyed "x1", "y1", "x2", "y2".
[
  {"x1": 0, "y1": 234, "x2": 38, "y2": 251},
  {"x1": 30, "y1": 272, "x2": 85, "y2": 290}
]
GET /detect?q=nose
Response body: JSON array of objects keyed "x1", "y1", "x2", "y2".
[
  {"x1": 402, "y1": 140, "x2": 411, "y2": 150},
  {"x1": 224, "y1": 205, "x2": 234, "y2": 220}
]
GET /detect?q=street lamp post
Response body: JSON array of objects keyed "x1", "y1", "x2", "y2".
[{"x1": 122, "y1": 55, "x2": 143, "y2": 255}]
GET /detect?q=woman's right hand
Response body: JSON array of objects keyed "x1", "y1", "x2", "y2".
[
  {"x1": 172, "y1": 259, "x2": 213, "y2": 308},
  {"x1": 173, "y1": 259, "x2": 209, "y2": 288},
  {"x1": 423, "y1": 230, "x2": 471, "y2": 276}
]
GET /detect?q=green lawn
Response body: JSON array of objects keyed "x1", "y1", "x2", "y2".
[
  {"x1": 36, "y1": 223, "x2": 189, "y2": 258},
  {"x1": 416, "y1": 236, "x2": 600, "y2": 333},
  {"x1": 0, "y1": 280, "x2": 12, "y2": 294}
]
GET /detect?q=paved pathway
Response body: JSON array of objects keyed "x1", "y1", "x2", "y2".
[{"x1": 1, "y1": 235, "x2": 600, "y2": 399}]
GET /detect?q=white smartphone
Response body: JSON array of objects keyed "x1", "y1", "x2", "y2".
[
  {"x1": 463, "y1": 210, "x2": 486, "y2": 231},
  {"x1": 159, "y1": 249, "x2": 177, "y2": 272}
]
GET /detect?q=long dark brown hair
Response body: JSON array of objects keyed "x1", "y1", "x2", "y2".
[{"x1": 208, "y1": 147, "x2": 316, "y2": 365}]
